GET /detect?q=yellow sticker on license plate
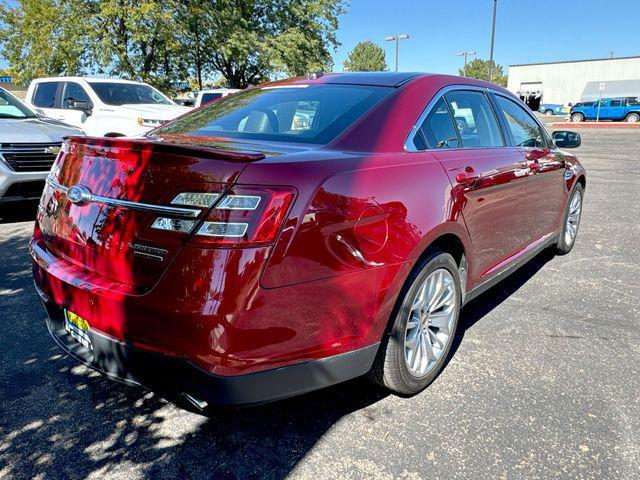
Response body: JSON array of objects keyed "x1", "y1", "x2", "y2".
[{"x1": 64, "y1": 310, "x2": 92, "y2": 349}]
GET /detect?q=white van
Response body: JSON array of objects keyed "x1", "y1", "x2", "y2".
[{"x1": 25, "y1": 77, "x2": 190, "y2": 137}]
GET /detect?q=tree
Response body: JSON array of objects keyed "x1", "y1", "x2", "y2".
[
  {"x1": 193, "y1": 0, "x2": 346, "y2": 88},
  {"x1": 0, "y1": 0, "x2": 93, "y2": 84},
  {"x1": 88, "y1": 0, "x2": 187, "y2": 89},
  {"x1": 459, "y1": 58, "x2": 508, "y2": 87},
  {"x1": 343, "y1": 40, "x2": 387, "y2": 72}
]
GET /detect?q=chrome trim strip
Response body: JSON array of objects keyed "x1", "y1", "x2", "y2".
[{"x1": 45, "y1": 177, "x2": 201, "y2": 218}]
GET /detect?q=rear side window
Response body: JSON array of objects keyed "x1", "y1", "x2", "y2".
[
  {"x1": 32, "y1": 82, "x2": 60, "y2": 108},
  {"x1": 495, "y1": 95, "x2": 545, "y2": 148},
  {"x1": 610, "y1": 99, "x2": 622, "y2": 107},
  {"x1": 415, "y1": 97, "x2": 460, "y2": 149},
  {"x1": 152, "y1": 84, "x2": 391, "y2": 145},
  {"x1": 444, "y1": 91, "x2": 504, "y2": 148}
]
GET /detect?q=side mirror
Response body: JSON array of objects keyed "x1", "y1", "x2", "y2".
[
  {"x1": 552, "y1": 130, "x2": 581, "y2": 148},
  {"x1": 70, "y1": 99, "x2": 91, "y2": 114}
]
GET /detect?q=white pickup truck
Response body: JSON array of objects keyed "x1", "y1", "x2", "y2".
[{"x1": 25, "y1": 77, "x2": 190, "y2": 137}]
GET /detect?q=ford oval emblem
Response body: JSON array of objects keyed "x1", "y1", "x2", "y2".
[{"x1": 67, "y1": 185, "x2": 92, "y2": 205}]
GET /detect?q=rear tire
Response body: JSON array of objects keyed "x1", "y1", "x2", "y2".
[
  {"x1": 369, "y1": 250, "x2": 461, "y2": 395},
  {"x1": 556, "y1": 183, "x2": 584, "y2": 255},
  {"x1": 571, "y1": 112, "x2": 584, "y2": 123},
  {"x1": 545, "y1": 109, "x2": 554, "y2": 116},
  {"x1": 626, "y1": 112, "x2": 640, "y2": 123}
]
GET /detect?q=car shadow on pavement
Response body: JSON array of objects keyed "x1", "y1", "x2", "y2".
[
  {"x1": 0, "y1": 200, "x2": 39, "y2": 224},
  {"x1": 0, "y1": 226, "x2": 554, "y2": 480}
]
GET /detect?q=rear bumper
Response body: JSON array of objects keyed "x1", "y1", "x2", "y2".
[{"x1": 36, "y1": 285, "x2": 379, "y2": 406}]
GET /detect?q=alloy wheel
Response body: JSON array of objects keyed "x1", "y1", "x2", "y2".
[
  {"x1": 403, "y1": 268, "x2": 457, "y2": 378},
  {"x1": 565, "y1": 189, "x2": 582, "y2": 246}
]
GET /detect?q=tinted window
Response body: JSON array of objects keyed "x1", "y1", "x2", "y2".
[
  {"x1": 445, "y1": 91, "x2": 504, "y2": 148},
  {"x1": 152, "y1": 85, "x2": 391, "y2": 145},
  {"x1": 496, "y1": 95, "x2": 545, "y2": 148},
  {"x1": 62, "y1": 82, "x2": 91, "y2": 109},
  {"x1": 0, "y1": 88, "x2": 36, "y2": 118},
  {"x1": 610, "y1": 99, "x2": 622, "y2": 107},
  {"x1": 88, "y1": 82, "x2": 172, "y2": 106},
  {"x1": 596, "y1": 100, "x2": 608, "y2": 107},
  {"x1": 32, "y1": 82, "x2": 60, "y2": 108},
  {"x1": 626, "y1": 97, "x2": 640, "y2": 106},
  {"x1": 416, "y1": 97, "x2": 460, "y2": 149},
  {"x1": 200, "y1": 92, "x2": 223, "y2": 105}
]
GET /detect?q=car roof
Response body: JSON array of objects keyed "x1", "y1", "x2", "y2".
[
  {"x1": 260, "y1": 72, "x2": 429, "y2": 88},
  {"x1": 32, "y1": 76, "x2": 146, "y2": 85}
]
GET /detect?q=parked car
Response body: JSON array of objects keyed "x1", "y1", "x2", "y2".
[
  {"x1": 570, "y1": 97, "x2": 640, "y2": 122},
  {"x1": 24, "y1": 77, "x2": 190, "y2": 137},
  {"x1": 539, "y1": 103, "x2": 571, "y2": 116},
  {"x1": 194, "y1": 88, "x2": 240, "y2": 108},
  {"x1": 0, "y1": 87, "x2": 83, "y2": 204},
  {"x1": 32, "y1": 72, "x2": 585, "y2": 410}
]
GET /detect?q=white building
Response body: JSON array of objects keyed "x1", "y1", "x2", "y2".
[{"x1": 507, "y1": 56, "x2": 640, "y2": 110}]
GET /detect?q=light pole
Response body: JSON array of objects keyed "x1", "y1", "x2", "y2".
[
  {"x1": 457, "y1": 51, "x2": 476, "y2": 77},
  {"x1": 385, "y1": 34, "x2": 410, "y2": 72},
  {"x1": 488, "y1": 0, "x2": 498, "y2": 82}
]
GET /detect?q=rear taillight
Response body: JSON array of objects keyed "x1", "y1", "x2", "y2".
[{"x1": 152, "y1": 186, "x2": 295, "y2": 247}]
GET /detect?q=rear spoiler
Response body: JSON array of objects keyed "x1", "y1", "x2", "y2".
[{"x1": 63, "y1": 135, "x2": 266, "y2": 162}]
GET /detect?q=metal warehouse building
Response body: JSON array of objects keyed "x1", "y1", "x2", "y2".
[{"x1": 507, "y1": 55, "x2": 640, "y2": 110}]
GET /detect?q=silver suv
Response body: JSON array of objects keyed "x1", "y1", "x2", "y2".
[{"x1": 0, "y1": 87, "x2": 84, "y2": 204}]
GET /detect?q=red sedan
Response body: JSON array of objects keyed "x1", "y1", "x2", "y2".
[{"x1": 31, "y1": 72, "x2": 585, "y2": 409}]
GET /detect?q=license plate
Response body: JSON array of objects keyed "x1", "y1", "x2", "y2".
[{"x1": 64, "y1": 310, "x2": 92, "y2": 350}]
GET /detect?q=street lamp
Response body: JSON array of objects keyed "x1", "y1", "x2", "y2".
[
  {"x1": 385, "y1": 34, "x2": 410, "y2": 72},
  {"x1": 488, "y1": 0, "x2": 498, "y2": 82},
  {"x1": 457, "y1": 51, "x2": 476, "y2": 77}
]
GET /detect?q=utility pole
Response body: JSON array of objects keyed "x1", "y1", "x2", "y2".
[
  {"x1": 385, "y1": 34, "x2": 410, "y2": 72},
  {"x1": 457, "y1": 51, "x2": 476, "y2": 77},
  {"x1": 488, "y1": 0, "x2": 498, "y2": 82},
  {"x1": 596, "y1": 82, "x2": 606, "y2": 123}
]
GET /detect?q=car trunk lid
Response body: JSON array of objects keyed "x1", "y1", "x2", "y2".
[{"x1": 37, "y1": 136, "x2": 264, "y2": 291}]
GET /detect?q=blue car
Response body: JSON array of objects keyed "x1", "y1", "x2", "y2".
[
  {"x1": 539, "y1": 103, "x2": 570, "y2": 116},
  {"x1": 570, "y1": 97, "x2": 640, "y2": 123}
]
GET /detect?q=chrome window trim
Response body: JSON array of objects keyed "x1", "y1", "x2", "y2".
[
  {"x1": 45, "y1": 177, "x2": 202, "y2": 218},
  {"x1": 404, "y1": 84, "x2": 513, "y2": 153}
]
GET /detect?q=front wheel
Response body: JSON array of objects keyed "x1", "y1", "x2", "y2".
[
  {"x1": 626, "y1": 113, "x2": 640, "y2": 123},
  {"x1": 369, "y1": 250, "x2": 461, "y2": 395},
  {"x1": 545, "y1": 109, "x2": 554, "y2": 116},
  {"x1": 556, "y1": 183, "x2": 584, "y2": 255},
  {"x1": 571, "y1": 112, "x2": 584, "y2": 123}
]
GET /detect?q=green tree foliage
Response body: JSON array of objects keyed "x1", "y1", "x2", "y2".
[
  {"x1": 459, "y1": 58, "x2": 508, "y2": 87},
  {"x1": 0, "y1": 0, "x2": 347, "y2": 89},
  {"x1": 343, "y1": 40, "x2": 387, "y2": 72},
  {"x1": 0, "y1": 0, "x2": 93, "y2": 84}
]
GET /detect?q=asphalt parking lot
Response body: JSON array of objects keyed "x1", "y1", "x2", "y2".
[{"x1": 1, "y1": 127, "x2": 639, "y2": 480}]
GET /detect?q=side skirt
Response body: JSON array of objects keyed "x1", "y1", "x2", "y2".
[{"x1": 462, "y1": 234, "x2": 558, "y2": 306}]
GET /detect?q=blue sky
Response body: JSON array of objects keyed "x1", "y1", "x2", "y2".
[
  {"x1": 2, "y1": 0, "x2": 640, "y2": 75},
  {"x1": 333, "y1": 0, "x2": 640, "y2": 73}
]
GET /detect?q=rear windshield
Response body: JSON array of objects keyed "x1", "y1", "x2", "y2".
[{"x1": 151, "y1": 84, "x2": 391, "y2": 144}]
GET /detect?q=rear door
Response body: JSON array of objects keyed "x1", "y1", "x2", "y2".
[
  {"x1": 493, "y1": 93, "x2": 565, "y2": 243},
  {"x1": 607, "y1": 99, "x2": 624, "y2": 119},
  {"x1": 415, "y1": 88, "x2": 530, "y2": 284},
  {"x1": 29, "y1": 81, "x2": 63, "y2": 120}
]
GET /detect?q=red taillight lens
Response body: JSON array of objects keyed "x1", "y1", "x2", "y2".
[{"x1": 189, "y1": 185, "x2": 296, "y2": 247}]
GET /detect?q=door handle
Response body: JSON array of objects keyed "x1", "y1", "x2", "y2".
[
  {"x1": 525, "y1": 149, "x2": 549, "y2": 161},
  {"x1": 455, "y1": 166, "x2": 479, "y2": 185}
]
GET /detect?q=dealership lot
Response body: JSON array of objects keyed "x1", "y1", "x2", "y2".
[{"x1": 0, "y1": 128, "x2": 639, "y2": 479}]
